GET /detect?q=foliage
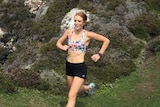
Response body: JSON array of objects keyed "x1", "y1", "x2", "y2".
[
  {"x1": 148, "y1": 36, "x2": 160, "y2": 55},
  {"x1": 0, "y1": 0, "x2": 160, "y2": 106},
  {"x1": 31, "y1": 21, "x2": 57, "y2": 42},
  {"x1": 11, "y1": 69, "x2": 50, "y2": 91},
  {"x1": 107, "y1": 0, "x2": 125, "y2": 11},
  {"x1": 128, "y1": 14, "x2": 160, "y2": 41},
  {"x1": 0, "y1": 47, "x2": 9, "y2": 64},
  {"x1": 46, "y1": 0, "x2": 78, "y2": 23},
  {"x1": 107, "y1": 27, "x2": 144, "y2": 59},
  {"x1": 40, "y1": 70, "x2": 67, "y2": 95},
  {"x1": 145, "y1": 0, "x2": 160, "y2": 12},
  {"x1": 41, "y1": 0, "x2": 79, "y2": 41},
  {"x1": 0, "y1": 56, "x2": 160, "y2": 107},
  {"x1": 0, "y1": 2, "x2": 33, "y2": 30},
  {"x1": 33, "y1": 40, "x2": 66, "y2": 70},
  {"x1": 0, "y1": 72, "x2": 17, "y2": 94},
  {"x1": 77, "y1": 1, "x2": 96, "y2": 14},
  {"x1": 86, "y1": 56, "x2": 136, "y2": 83}
]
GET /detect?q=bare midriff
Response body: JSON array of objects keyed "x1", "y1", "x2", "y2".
[{"x1": 67, "y1": 50, "x2": 85, "y2": 63}]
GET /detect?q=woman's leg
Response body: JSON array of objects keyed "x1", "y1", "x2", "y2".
[
  {"x1": 66, "y1": 76, "x2": 90, "y2": 92},
  {"x1": 67, "y1": 76, "x2": 74, "y2": 88},
  {"x1": 66, "y1": 76, "x2": 85, "y2": 107},
  {"x1": 79, "y1": 84, "x2": 90, "y2": 92}
]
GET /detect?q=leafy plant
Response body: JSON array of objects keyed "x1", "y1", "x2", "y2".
[
  {"x1": 0, "y1": 47, "x2": 9, "y2": 64},
  {"x1": 0, "y1": 72, "x2": 17, "y2": 94},
  {"x1": 33, "y1": 40, "x2": 66, "y2": 70},
  {"x1": 128, "y1": 14, "x2": 160, "y2": 41},
  {"x1": 148, "y1": 36, "x2": 160, "y2": 55},
  {"x1": 77, "y1": 1, "x2": 96, "y2": 13},
  {"x1": 145, "y1": 0, "x2": 160, "y2": 12},
  {"x1": 11, "y1": 69, "x2": 50, "y2": 90}
]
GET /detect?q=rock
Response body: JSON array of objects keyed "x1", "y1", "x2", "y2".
[
  {"x1": 24, "y1": 0, "x2": 43, "y2": 13},
  {"x1": 0, "y1": 28, "x2": 5, "y2": 39}
]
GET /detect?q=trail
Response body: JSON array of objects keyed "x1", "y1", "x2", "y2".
[{"x1": 135, "y1": 58, "x2": 160, "y2": 98}]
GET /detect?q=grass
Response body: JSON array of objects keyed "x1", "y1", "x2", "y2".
[{"x1": 0, "y1": 56, "x2": 160, "y2": 107}]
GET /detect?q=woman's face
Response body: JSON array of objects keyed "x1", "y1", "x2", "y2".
[{"x1": 74, "y1": 15, "x2": 85, "y2": 30}]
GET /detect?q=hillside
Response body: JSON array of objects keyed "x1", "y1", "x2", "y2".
[{"x1": 0, "y1": 0, "x2": 160, "y2": 94}]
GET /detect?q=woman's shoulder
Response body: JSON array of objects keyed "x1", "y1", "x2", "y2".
[
  {"x1": 65, "y1": 28, "x2": 72, "y2": 32},
  {"x1": 63, "y1": 28, "x2": 73, "y2": 36},
  {"x1": 84, "y1": 30, "x2": 96, "y2": 37}
]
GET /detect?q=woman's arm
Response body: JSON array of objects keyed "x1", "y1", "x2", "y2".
[
  {"x1": 88, "y1": 31, "x2": 110, "y2": 62},
  {"x1": 56, "y1": 29, "x2": 70, "y2": 51}
]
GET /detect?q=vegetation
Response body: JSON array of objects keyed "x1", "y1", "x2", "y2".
[
  {"x1": 128, "y1": 14, "x2": 160, "y2": 41},
  {"x1": 0, "y1": 0, "x2": 160, "y2": 106},
  {"x1": 0, "y1": 56, "x2": 159, "y2": 107},
  {"x1": 148, "y1": 36, "x2": 160, "y2": 55},
  {"x1": 145, "y1": 0, "x2": 160, "y2": 12},
  {"x1": 0, "y1": 72, "x2": 17, "y2": 94}
]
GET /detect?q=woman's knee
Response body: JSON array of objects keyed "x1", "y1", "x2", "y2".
[{"x1": 68, "y1": 92, "x2": 77, "y2": 100}]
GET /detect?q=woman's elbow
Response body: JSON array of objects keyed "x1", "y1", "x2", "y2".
[
  {"x1": 106, "y1": 38, "x2": 110, "y2": 44},
  {"x1": 56, "y1": 42, "x2": 60, "y2": 48}
]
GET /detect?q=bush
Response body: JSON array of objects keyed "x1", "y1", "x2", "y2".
[
  {"x1": 46, "y1": 0, "x2": 78, "y2": 23},
  {"x1": 33, "y1": 40, "x2": 66, "y2": 70},
  {"x1": 40, "y1": 70, "x2": 67, "y2": 95},
  {"x1": 128, "y1": 14, "x2": 160, "y2": 41},
  {"x1": 86, "y1": 55, "x2": 136, "y2": 83},
  {"x1": 78, "y1": 1, "x2": 96, "y2": 13},
  {"x1": 0, "y1": 2, "x2": 32, "y2": 29},
  {"x1": 107, "y1": 27, "x2": 144, "y2": 59},
  {"x1": 11, "y1": 69, "x2": 50, "y2": 90},
  {"x1": 107, "y1": 0, "x2": 124, "y2": 11},
  {"x1": 31, "y1": 21, "x2": 58, "y2": 42},
  {"x1": 0, "y1": 47, "x2": 9, "y2": 64},
  {"x1": 148, "y1": 36, "x2": 160, "y2": 55},
  {"x1": 145, "y1": 0, "x2": 160, "y2": 12},
  {"x1": 0, "y1": 72, "x2": 17, "y2": 94}
]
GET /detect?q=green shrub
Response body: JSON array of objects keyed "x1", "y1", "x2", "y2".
[
  {"x1": 107, "y1": 0, "x2": 124, "y2": 11},
  {"x1": 86, "y1": 55, "x2": 136, "y2": 83},
  {"x1": 43, "y1": 0, "x2": 79, "y2": 41},
  {"x1": 85, "y1": 43, "x2": 137, "y2": 83},
  {"x1": 107, "y1": 27, "x2": 144, "y2": 59},
  {"x1": 128, "y1": 14, "x2": 160, "y2": 41},
  {"x1": 127, "y1": 42, "x2": 144, "y2": 58},
  {"x1": 148, "y1": 36, "x2": 160, "y2": 55},
  {"x1": 0, "y1": 72, "x2": 17, "y2": 94},
  {"x1": 46, "y1": 0, "x2": 78, "y2": 23},
  {"x1": 78, "y1": 1, "x2": 96, "y2": 13},
  {"x1": 31, "y1": 21, "x2": 58, "y2": 42},
  {"x1": 145, "y1": 0, "x2": 160, "y2": 12},
  {"x1": 0, "y1": 47, "x2": 9, "y2": 64},
  {"x1": 40, "y1": 70, "x2": 67, "y2": 95},
  {"x1": 33, "y1": 40, "x2": 66, "y2": 70},
  {"x1": 0, "y1": 2, "x2": 32, "y2": 29},
  {"x1": 12, "y1": 69, "x2": 50, "y2": 90}
]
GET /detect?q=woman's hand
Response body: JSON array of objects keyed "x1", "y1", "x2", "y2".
[
  {"x1": 62, "y1": 45, "x2": 70, "y2": 51},
  {"x1": 91, "y1": 54, "x2": 101, "y2": 62}
]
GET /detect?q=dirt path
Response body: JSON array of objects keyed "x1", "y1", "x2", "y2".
[{"x1": 135, "y1": 58, "x2": 160, "y2": 98}]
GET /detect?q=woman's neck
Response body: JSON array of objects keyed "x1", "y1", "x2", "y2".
[{"x1": 74, "y1": 29, "x2": 83, "y2": 34}]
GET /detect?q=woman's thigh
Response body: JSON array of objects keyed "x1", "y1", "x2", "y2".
[
  {"x1": 67, "y1": 76, "x2": 74, "y2": 88},
  {"x1": 68, "y1": 76, "x2": 84, "y2": 96}
]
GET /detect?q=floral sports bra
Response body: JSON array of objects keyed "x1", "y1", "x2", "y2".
[{"x1": 68, "y1": 30, "x2": 87, "y2": 52}]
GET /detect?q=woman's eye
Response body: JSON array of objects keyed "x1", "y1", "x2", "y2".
[{"x1": 74, "y1": 20, "x2": 81, "y2": 22}]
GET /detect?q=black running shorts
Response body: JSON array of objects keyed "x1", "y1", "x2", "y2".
[{"x1": 66, "y1": 61, "x2": 87, "y2": 79}]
